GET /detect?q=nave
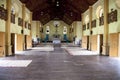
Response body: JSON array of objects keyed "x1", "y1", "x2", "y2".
[{"x1": 0, "y1": 43, "x2": 120, "y2": 80}]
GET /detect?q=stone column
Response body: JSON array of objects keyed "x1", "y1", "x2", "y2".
[
  {"x1": 71, "y1": 23, "x2": 74, "y2": 41},
  {"x1": 30, "y1": 12, "x2": 32, "y2": 36},
  {"x1": 39, "y1": 22, "x2": 42, "y2": 40},
  {"x1": 88, "y1": 6, "x2": 92, "y2": 50},
  {"x1": 37, "y1": 21, "x2": 40, "y2": 38},
  {"x1": 36, "y1": 21, "x2": 38, "y2": 37},
  {"x1": 72, "y1": 22, "x2": 76, "y2": 43},
  {"x1": 40, "y1": 23, "x2": 44, "y2": 41},
  {"x1": 74, "y1": 22, "x2": 77, "y2": 37},
  {"x1": 81, "y1": 13, "x2": 84, "y2": 37},
  {"x1": 30, "y1": 12, "x2": 33, "y2": 47},
  {"x1": 5, "y1": 0, "x2": 12, "y2": 56},
  {"x1": 22, "y1": 4, "x2": 25, "y2": 50},
  {"x1": 102, "y1": 0, "x2": 109, "y2": 56}
]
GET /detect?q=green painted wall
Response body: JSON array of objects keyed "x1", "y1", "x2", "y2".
[
  {"x1": 79, "y1": 0, "x2": 110, "y2": 36},
  {"x1": 0, "y1": 0, "x2": 31, "y2": 35},
  {"x1": 0, "y1": 0, "x2": 6, "y2": 32},
  {"x1": 92, "y1": 0, "x2": 104, "y2": 20},
  {"x1": 43, "y1": 20, "x2": 70, "y2": 41},
  {"x1": 0, "y1": 0, "x2": 6, "y2": 9},
  {"x1": 10, "y1": 0, "x2": 30, "y2": 35},
  {"x1": 0, "y1": 20, "x2": 5, "y2": 32},
  {"x1": 83, "y1": 30, "x2": 90, "y2": 36},
  {"x1": 92, "y1": 0, "x2": 104, "y2": 35},
  {"x1": 83, "y1": 9, "x2": 90, "y2": 36},
  {"x1": 109, "y1": 0, "x2": 120, "y2": 33},
  {"x1": 82, "y1": 0, "x2": 120, "y2": 35},
  {"x1": 10, "y1": 24, "x2": 22, "y2": 34},
  {"x1": 24, "y1": 28, "x2": 30, "y2": 35}
]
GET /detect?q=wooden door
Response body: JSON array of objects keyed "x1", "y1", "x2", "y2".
[
  {"x1": 91, "y1": 35, "x2": 97, "y2": 51},
  {"x1": 26, "y1": 35, "x2": 32, "y2": 49},
  {"x1": 82, "y1": 36, "x2": 88, "y2": 49},
  {"x1": 0, "y1": 32, "x2": 5, "y2": 56},
  {"x1": 109, "y1": 33, "x2": 118, "y2": 57},
  {"x1": 16, "y1": 34, "x2": 23, "y2": 51}
]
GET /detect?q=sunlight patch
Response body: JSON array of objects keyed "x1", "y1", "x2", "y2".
[
  {"x1": 31, "y1": 47, "x2": 54, "y2": 51},
  {"x1": 69, "y1": 51, "x2": 99, "y2": 55},
  {"x1": 66, "y1": 48, "x2": 99, "y2": 56},
  {"x1": 0, "y1": 60, "x2": 32, "y2": 67}
]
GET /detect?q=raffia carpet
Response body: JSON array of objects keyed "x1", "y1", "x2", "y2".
[
  {"x1": 0, "y1": 60, "x2": 32, "y2": 67},
  {"x1": 65, "y1": 47, "x2": 99, "y2": 56}
]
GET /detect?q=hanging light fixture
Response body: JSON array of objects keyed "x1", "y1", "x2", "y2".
[
  {"x1": 56, "y1": 1, "x2": 59, "y2": 6},
  {"x1": 70, "y1": 12, "x2": 73, "y2": 16},
  {"x1": 41, "y1": 12, "x2": 43, "y2": 15}
]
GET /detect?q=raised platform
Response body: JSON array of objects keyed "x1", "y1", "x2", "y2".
[{"x1": 53, "y1": 38, "x2": 61, "y2": 44}]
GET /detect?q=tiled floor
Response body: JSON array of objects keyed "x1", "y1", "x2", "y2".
[{"x1": 0, "y1": 43, "x2": 120, "y2": 80}]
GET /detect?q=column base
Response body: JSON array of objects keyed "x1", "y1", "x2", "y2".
[
  {"x1": 102, "y1": 45, "x2": 109, "y2": 56},
  {"x1": 5, "y1": 45, "x2": 12, "y2": 56},
  {"x1": 88, "y1": 43, "x2": 91, "y2": 51}
]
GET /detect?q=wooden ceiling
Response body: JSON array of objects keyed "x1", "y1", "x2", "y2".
[{"x1": 20, "y1": 0, "x2": 98, "y2": 25}]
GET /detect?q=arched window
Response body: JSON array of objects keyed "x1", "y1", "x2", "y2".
[
  {"x1": 96, "y1": 6, "x2": 103, "y2": 19},
  {"x1": 85, "y1": 15, "x2": 89, "y2": 24},
  {"x1": 46, "y1": 26, "x2": 50, "y2": 34},
  {"x1": 63, "y1": 26, "x2": 67, "y2": 34},
  {"x1": 115, "y1": 0, "x2": 120, "y2": 9}
]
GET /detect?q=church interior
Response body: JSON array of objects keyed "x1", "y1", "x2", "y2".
[{"x1": 0, "y1": 0, "x2": 120, "y2": 80}]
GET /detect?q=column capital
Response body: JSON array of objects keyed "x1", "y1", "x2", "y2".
[
  {"x1": 89, "y1": 6, "x2": 92, "y2": 8},
  {"x1": 22, "y1": 3, "x2": 26, "y2": 7},
  {"x1": 30, "y1": 12, "x2": 33, "y2": 15}
]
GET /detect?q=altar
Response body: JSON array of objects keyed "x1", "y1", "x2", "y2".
[
  {"x1": 53, "y1": 38, "x2": 61, "y2": 44},
  {"x1": 52, "y1": 21, "x2": 61, "y2": 44}
]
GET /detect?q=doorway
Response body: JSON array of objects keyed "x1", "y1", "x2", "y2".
[
  {"x1": 82, "y1": 36, "x2": 88, "y2": 49},
  {"x1": 24, "y1": 35, "x2": 27, "y2": 50},
  {"x1": 11, "y1": 33, "x2": 16, "y2": 56},
  {"x1": 87, "y1": 36, "x2": 89, "y2": 50},
  {"x1": 24, "y1": 35, "x2": 32, "y2": 49},
  {"x1": 16, "y1": 34, "x2": 23, "y2": 51},
  {"x1": 109, "y1": 33, "x2": 118, "y2": 57},
  {"x1": 99, "y1": 34, "x2": 103, "y2": 55}
]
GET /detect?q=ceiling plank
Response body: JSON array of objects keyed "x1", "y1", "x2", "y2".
[{"x1": 20, "y1": 0, "x2": 98, "y2": 25}]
